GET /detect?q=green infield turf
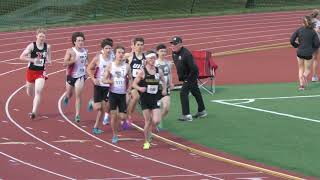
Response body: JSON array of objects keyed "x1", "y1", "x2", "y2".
[{"x1": 163, "y1": 82, "x2": 320, "y2": 178}]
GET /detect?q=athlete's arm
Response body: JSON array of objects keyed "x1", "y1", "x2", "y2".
[
  {"x1": 19, "y1": 43, "x2": 35, "y2": 63},
  {"x1": 63, "y1": 49, "x2": 76, "y2": 66},
  {"x1": 126, "y1": 64, "x2": 132, "y2": 91},
  {"x1": 87, "y1": 55, "x2": 99, "y2": 85},
  {"x1": 159, "y1": 69, "x2": 167, "y2": 96},
  {"x1": 132, "y1": 70, "x2": 145, "y2": 93},
  {"x1": 46, "y1": 44, "x2": 52, "y2": 65},
  {"x1": 103, "y1": 64, "x2": 113, "y2": 84}
]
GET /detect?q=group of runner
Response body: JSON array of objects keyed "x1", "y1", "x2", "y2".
[
  {"x1": 20, "y1": 29, "x2": 174, "y2": 150},
  {"x1": 290, "y1": 9, "x2": 320, "y2": 90}
]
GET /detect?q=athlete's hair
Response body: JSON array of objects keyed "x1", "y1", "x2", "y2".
[
  {"x1": 303, "y1": 16, "x2": 314, "y2": 29},
  {"x1": 311, "y1": 9, "x2": 320, "y2": 18},
  {"x1": 71, "y1": 32, "x2": 85, "y2": 45},
  {"x1": 36, "y1": 28, "x2": 47, "y2": 35},
  {"x1": 156, "y1": 44, "x2": 167, "y2": 51},
  {"x1": 101, "y1": 38, "x2": 113, "y2": 48},
  {"x1": 114, "y1": 45, "x2": 125, "y2": 53},
  {"x1": 133, "y1": 37, "x2": 144, "y2": 45}
]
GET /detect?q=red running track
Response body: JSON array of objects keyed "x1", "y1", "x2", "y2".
[{"x1": 0, "y1": 10, "x2": 317, "y2": 179}]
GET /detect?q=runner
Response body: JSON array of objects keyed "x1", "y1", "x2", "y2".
[
  {"x1": 290, "y1": 16, "x2": 320, "y2": 90},
  {"x1": 310, "y1": 9, "x2": 320, "y2": 82},
  {"x1": 86, "y1": 38, "x2": 113, "y2": 134},
  {"x1": 104, "y1": 45, "x2": 131, "y2": 143},
  {"x1": 155, "y1": 44, "x2": 174, "y2": 130},
  {"x1": 126, "y1": 37, "x2": 146, "y2": 129},
  {"x1": 19, "y1": 28, "x2": 51, "y2": 119},
  {"x1": 132, "y1": 50, "x2": 167, "y2": 150},
  {"x1": 62, "y1": 32, "x2": 88, "y2": 122}
]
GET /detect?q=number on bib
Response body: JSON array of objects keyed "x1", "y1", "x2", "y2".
[
  {"x1": 147, "y1": 85, "x2": 158, "y2": 94},
  {"x1": 34, "y1": 59, "x2": 44, "y2": 67},
  {"x1": 132, "y1": 69, "x2": 139, "y2": 77}
]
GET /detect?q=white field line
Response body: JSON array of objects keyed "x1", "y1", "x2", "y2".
[
  {"x1": 212, "y1": 94, "x2": 320, "y2": 124},
  {"x1": 5, "y1": 69, "x2": 145, "y2": 179},
  {"x1": 0, "y1": 151, "x2": 75, "y2": 180}
]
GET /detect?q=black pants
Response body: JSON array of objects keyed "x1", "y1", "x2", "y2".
[{"x1": 180, "y1": 80, "x2": 205, "y2": 115}]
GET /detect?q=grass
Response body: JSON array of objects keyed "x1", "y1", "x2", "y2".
[{"x1": 163, "y1": 82, "x2": 320, "y2": 178}]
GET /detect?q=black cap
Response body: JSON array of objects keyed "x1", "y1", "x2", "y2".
[{"x1": 170, "y1": 36, "x2": 182, "y2": 45}]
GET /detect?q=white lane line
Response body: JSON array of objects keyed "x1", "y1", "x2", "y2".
[
  {"x1": 58, "y1": 94, "x2": 223, "y2": 180},
  {"x1": 113, "y1": 150, "x2": 120, "y2": 153},
  {"x1": 59, "y1": 136, "x2": 66, "y2": 139},
  {"x1": 0, "y1": 9, "x2": 308, "y2": 39},
  {"x1": 0, "y1": 11, "x2": 304, "y2": 44},
  {"x1": 0, "y1": 151, "x2": 75, "y2": 179},
  {"x1": 89, "y1": 171, "x2": 265, "y2": 179},
  {"x1": 35, "y1": 147, "x2": 43, "y2": 150},
  {"x1": 5, "y1": 70, "x2": 145, "y2": 179},
  {"x1": 54, "y1": 152, "x2": 61, "y2": 156},
  {"x1": 214, "y1": 99, "x2": 320, "y2": 124},
  {"x1": 25, "y1": 127, "x2": 33, "y2": 130},
  {"x1": 13, "y1": 109, "x2": 19, "y2": 111},
  {"x1": 2, "y1": 121, "x2": 8, "y2": 123},
  {"x1": 1, "y1": 137, "x2": 10, "y2": 141},
  {"x1": 41, "y1": 131, "x2": 49, "y2": 134},
  {"x1": 41, "y1": 116, "x2": 49, "y2": 119},
  {"x1": 95, "y1": 145, "x2": 102, "y2": 148},
  {"x1": 57, "y1": 119, "x2": 65, "y2": 123}
]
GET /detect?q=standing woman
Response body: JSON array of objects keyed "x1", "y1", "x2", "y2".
[
  {"x1": 20, "y1": 28, "x2": 51, "y2": 119},
  {"x1": 290, "y1": 16, "x2": 320, "y2": 90},
  {"x1": 310, "y1": 9, "x2": 320, "y2": 82},
  {"x1": 62, "y1": 32, "x2": 88, "y2": 122},
  {"x1": 132, "y1": 51, "x2": 166, "y2": 150}
]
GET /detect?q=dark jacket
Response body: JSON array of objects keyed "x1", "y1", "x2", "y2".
[
  {"x1": 172, "y1": 46, "x2": 199, "y2": 82},
  {"x1": 290, "y1": 27, "x2": 320, "y2": 57}
]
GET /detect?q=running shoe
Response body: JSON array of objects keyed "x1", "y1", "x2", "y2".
[
  {"x1": 92, "y1": 128, "x2": 104, "y2": 135},
  {"x1": 299, "y1": 85, "x2": 305, "y2": 91},
  {"x1": 87, "y1": 99, "x2": 94, "y2": 112},
  {"x1": 29, "y1": 112, "x2": 35, "y2": 120},
  {"x1": 312, "y1": 75, "x2": 319, "y2": 82},
  {"x1": 74, "y1": 115, "x2": 80, "y2": 123},
  {"x1": 121, "y1": 120, "x2": 129, "y2": 130},
  {"x1": 102, "y1": 113, "x2": 109, "y2": 125},
  {"x1": 143, "y1": 142, "x2": 151, "y2": 150},
  {"x1": 112, "y1": 135, "x2": 119, "y2": 144},
  {"x1": 63, "y1": 96, "x2": 69, "y2": 106}
]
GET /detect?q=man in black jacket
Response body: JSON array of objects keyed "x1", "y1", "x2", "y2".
[{"x1": 170, "y1": 36, "x2": 207, "y2": 121}]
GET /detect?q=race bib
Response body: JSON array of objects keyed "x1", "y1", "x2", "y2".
[
  {"x1": 132, "y1": 69, "x2": 139, "y2": 77},
  {"x1": 114, "y1": 77, "x2": 125, "y2": 87},
  {"x1": 147, "y1": 85, "x2": 158, "y2": 94},
  {"x1": 34, "y1": 58, "x2": 44, "y2": 67}
]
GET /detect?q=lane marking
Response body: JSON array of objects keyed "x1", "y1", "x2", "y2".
[
  {"x1": 35, "y1": 147, "x2": 43, "y2": 150},
  {"x1": 0, "y1": 151, "x2": 75, "y2": 179},
  {"x1": 59, "y1": 135, "x2": 66, "y2": 139},
  {"x1": 53, "y1": 139, "x2": 91, "y2": 143},
  {"x1": 58, "y1": 93, "x2": 222, "y2": 179},
  {"x1": 5, "y1": 70, "x2": 145, "y2": 179},
  {"x1": 1, "y1": 137, "x2": 10, "y2": 141},
  {"x1": 25, "y1": 127, "x2": 33, "y2": 130},
  {"x1": 0, "y1": 141, "x2": 34, "y2": 145},
  {"x1": 41, "y1": 131, "x2": 49, "y2": 134}
]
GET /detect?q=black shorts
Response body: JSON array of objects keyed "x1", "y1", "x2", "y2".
[
  {"x1": 94, "y1": 85, "x2": 109, "y2": 103},
  {"x1": 66, "y1": 75, "x2": 86, "y2": 87},
  {"x1": 109, "y1": 92, "x2": 127, "y2": 113},
  {"x1": 140, "y1": 93, "x2": 160, "y2": 110},
  {"x1": 297, "y1": 54, "x2": 313, "y2": 60}
]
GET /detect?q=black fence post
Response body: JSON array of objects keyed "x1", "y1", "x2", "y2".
[
  {"x1": 245, "y1": 0, "x2": 255, "y2": 8},
  {"x1": 190, "y1": 0, "x2": 196, "y2": 14}
]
